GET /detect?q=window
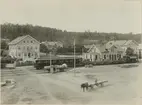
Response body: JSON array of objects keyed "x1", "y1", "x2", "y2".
[
  {"x1": 31, "y1": 46, "x2": 32, "y2": 49},
  {"x1": 27, "y1": 40, "x2": 29, "y2": 43},
  {"x1": 27, "y1": 46, "x2": 29, "y2": 50},
  {"x1": 31, "y1": 41, "x2": 33, "y2": 43},
  {"x1": 90, "y1": 54, "x2": 92, "y2": 61},
  {"x1": 23, "y1": 46, "x2": 25, "y2": 50},
  {"x1": 109, "y1": 55, "x2": 111, "y2": 60},
  {"x1": 28, "y1": 53, "x2": 31, "y2": 58},
  {"x1": 23, "y1": 41, "x2": 25, "y2": 43},
  {"x1": 114, "y1": 55, "x2": 117, "y2": 60},
  {"x1": 95, "y1": 55, "x2": 98, "y2": 60},
  {"x1": 104, "y1": 55, "x2": 106, "y2": 59},
  {"x1": 112, "y1": 55, "x2": 114, "y2": 60},
  {"x1": 19, "y1": 53, "x2": 21, "y2": 57},
  {"x1": 86, "y1": 54, "x2": 87, "y2": 59}
]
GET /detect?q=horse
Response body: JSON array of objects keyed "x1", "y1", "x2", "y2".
[{"x1": 81, "y1": 82, "x2": 89, "y2": 92}]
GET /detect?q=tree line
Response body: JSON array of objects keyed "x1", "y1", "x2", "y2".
[
  {"x1": 1, "y1": 23, "x2": 141, "y2": 46},
  {"x1": 1, "y1": 23, "x2": 141, "y2": 55}
]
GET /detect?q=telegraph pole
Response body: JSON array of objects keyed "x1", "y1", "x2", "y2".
[
  {"x1": 49, "y1": 52, "x2": 52, "y2": 71},
  {"x1": 74, "y1": 38, "x2": 76, "y2": 76}
]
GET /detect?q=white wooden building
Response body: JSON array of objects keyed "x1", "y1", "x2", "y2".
[
  {"x1": 83, "y1": 44, "x2": 124, "y2": 62},
  {"x1": 8, "y1": 35, "x2": 40, "y2": 62},
  {"x1": 82, "y1": 44, "x2": 102, "y2": 62},
  {"x1": 106, "y1": 40, "x2": 139, "y2": 56}
]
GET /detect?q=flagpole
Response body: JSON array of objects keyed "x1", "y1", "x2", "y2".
[{"x1": 74, "y1": 38, "x2": 76, "y2": 76}]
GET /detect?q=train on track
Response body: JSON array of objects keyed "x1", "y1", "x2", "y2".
[{"x1": 34, "y1": 56, "x2": 84, "y2": 70}]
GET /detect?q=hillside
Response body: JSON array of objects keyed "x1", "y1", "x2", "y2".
[{"x1": 1, "y1": 23, "x2": 141, "y2": 46}]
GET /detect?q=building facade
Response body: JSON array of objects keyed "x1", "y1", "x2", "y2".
[
  {"x1": 83, "y1": 44, "x2": 102, "y2": 62},
  {"x1": 8, "y1": 35, "x2": 40, "y2": 61},
  {"x1": 82, "y1": 44, "x2": 124, "y2": 62},
  {"x1": 101, "y1": 45, "x2": 123, "y2": 61},
  {"x1": 106, "y1": 40, "x2": 139, "y2": 57}
]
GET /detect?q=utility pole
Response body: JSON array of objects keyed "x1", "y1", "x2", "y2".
[
  {"x1": 74, "y1": 38, "x2": 76, "y2": 76},
  {"x1": 50, "y1": 52, "x2": 52, "y2": 72}
]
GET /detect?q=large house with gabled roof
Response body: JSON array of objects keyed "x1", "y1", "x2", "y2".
[
  {"x1": 8, "y1": 35, "x2": 40, "y2": 61},
  {"x1": 82, "y1": 44, "x2": 124, "y2": 62},
  {"x1": 82, "y1": 44, "x2": 102, "y2": 62},
  {"x1": 106, "y1": 40, "x2": 139, "y2": 56},
  {"x1": 82, "y1": 40, "x2": 139, "y2": 62}
]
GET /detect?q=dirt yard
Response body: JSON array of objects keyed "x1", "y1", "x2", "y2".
[{"x1": 1, "y1": 63, "x2": 142, "y2": 105}]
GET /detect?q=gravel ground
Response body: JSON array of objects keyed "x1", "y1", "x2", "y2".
[{"x1": 1, "y1": 63, "x2": 142, "y2": 105}]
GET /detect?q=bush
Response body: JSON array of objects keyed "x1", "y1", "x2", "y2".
[
  {"x1": 102, "y1": 60, "x2": 112, "y2": 65},
  {"x1": 95, "y1": 61, "x2": 103, "y2": 65},
  {"x1": 112, "y1": 61, "x2": 119, "y2": 64},
  {"x1": 82, "y1": 59, "x2": 92, "y2": 65},
  {"x1": 117, "y1": 58, "x2": 126, "y2": 64}
]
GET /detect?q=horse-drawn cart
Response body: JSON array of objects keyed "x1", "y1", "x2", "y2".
[
  {"x1": 88, "y1": 80, "x2": 108, "y2": 89},
  {"x1": 81, "y1": 79, "x2": 108, "y2": 92},
  {"x1": 45, "y1": 63, "x2": 68, "y2": 73}
]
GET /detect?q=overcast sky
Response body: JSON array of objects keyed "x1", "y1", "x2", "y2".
[{"x1": 0, "y1": 0, "x2": 141, "y2": 33}]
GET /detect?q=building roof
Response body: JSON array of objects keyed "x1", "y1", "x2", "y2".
[
  {"x1": 84, "y1": 44, "x2": 94, "y2": 49},
  {"x1": 8, "y1": 35, "x2": 40, "y2": 45},
  {"x1": 84, "y1": 44, "x2": 107, "y2": 53},
  {"x1": 106, "y1": 40, "x2": 127, "y2": 48},
  {"x1": 106, "y1": 40, "x2": 138, "y2": 49},
  {"x1": 9, "y1": 35, "x2": 27, "y2": 45},
  {"x1": 37, "y1": 55, "x2": 81, "y2": 60},
  {"x1": 86, "y1": 44, "x2": 104, "y2": 54},
  {"x1": 96, "y1": 44, "x2": 106, "y2": 53}
]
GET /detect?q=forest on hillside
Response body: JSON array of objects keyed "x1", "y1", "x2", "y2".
[{"x1": 1, "y1": 23, "x2": 141, "y2": 47}]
